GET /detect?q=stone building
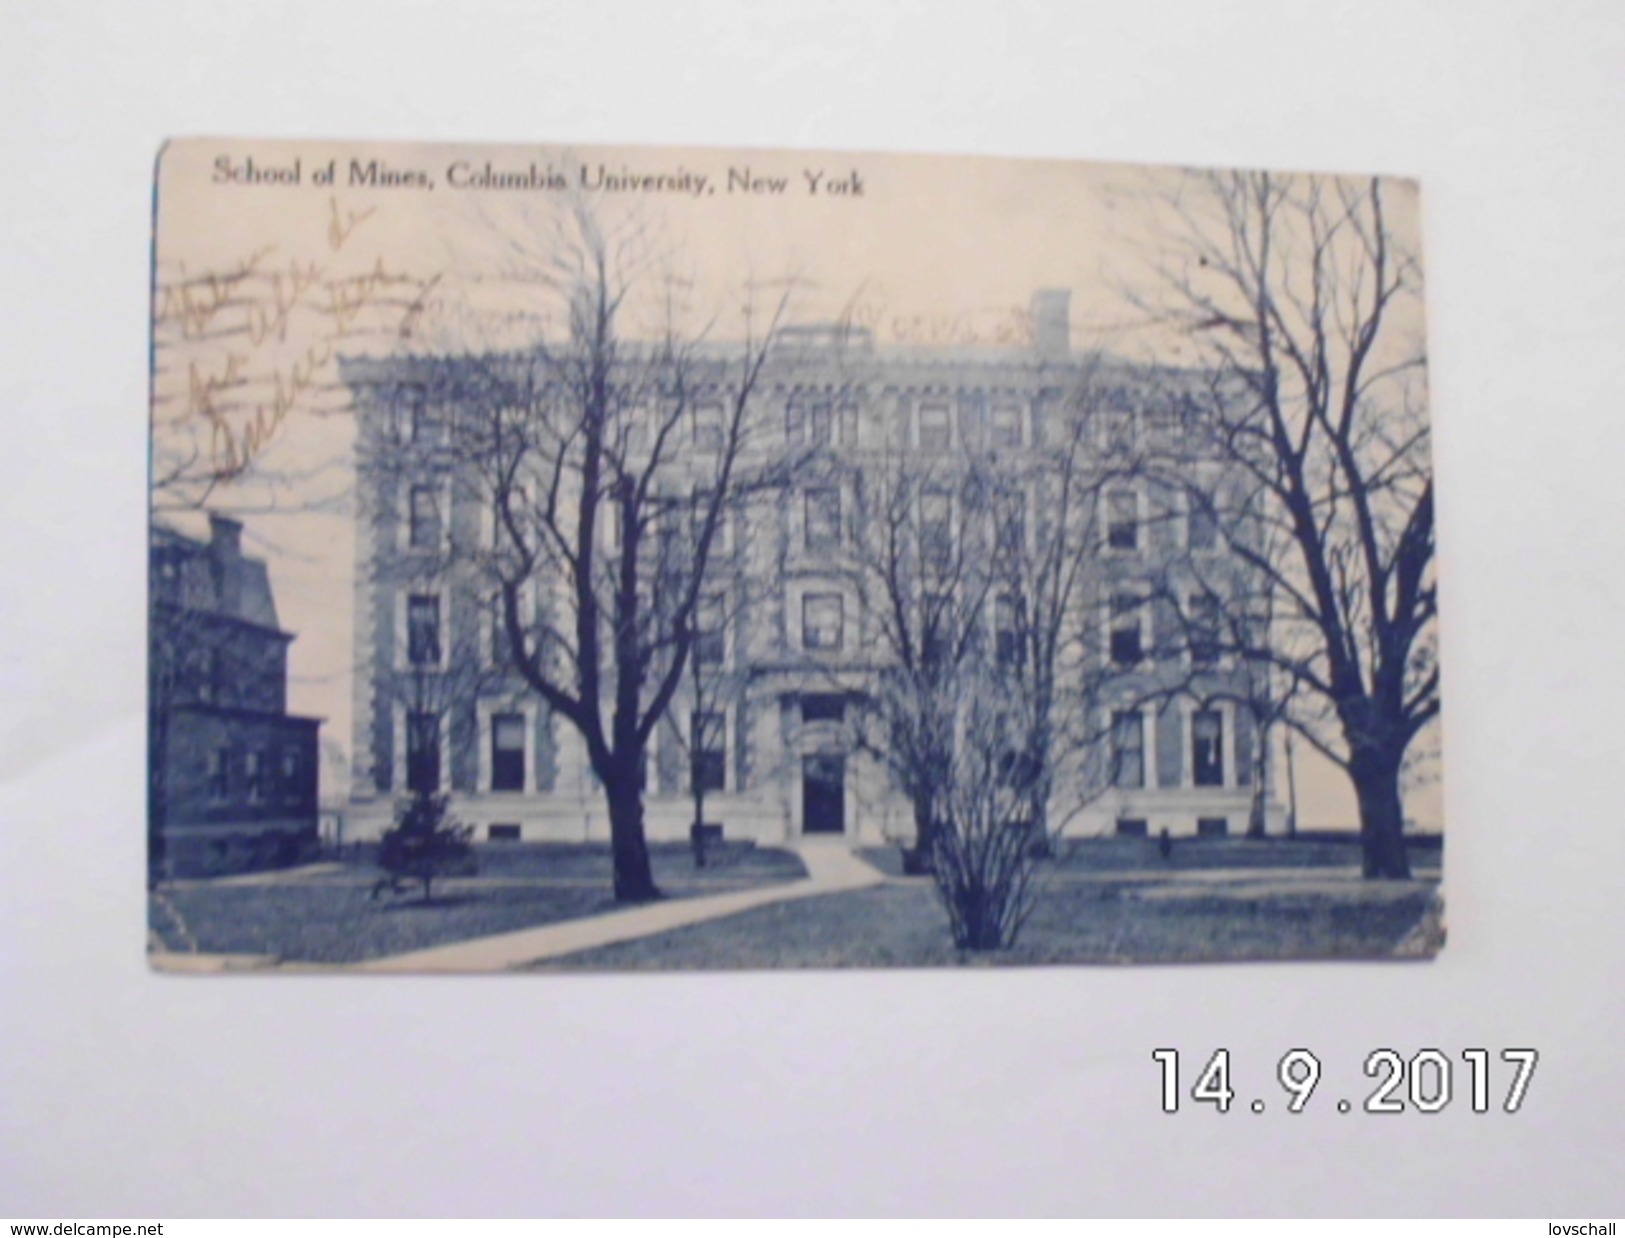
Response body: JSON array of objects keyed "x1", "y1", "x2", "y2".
[
  {"x1": 343, "y1": 291, "x2": 1276, "y2": 846},
  {"x1": 149, "y1": 514, "x2": 322, "y2": 874}
]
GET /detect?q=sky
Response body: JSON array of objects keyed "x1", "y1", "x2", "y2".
[{"x1": 150, "y1": 136, "x2": 1439, "y2": 828}]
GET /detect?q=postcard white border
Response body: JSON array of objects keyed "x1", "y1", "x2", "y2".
[{"x1": 3, "y1": 0, "x2": 1623, "y2": 1218}]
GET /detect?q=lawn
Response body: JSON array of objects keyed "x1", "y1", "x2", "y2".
[
  {"x1": 149, "y1": 834, "x2": 1445, "y2": 970},
  {"x1": 149, "y1": 842, "x2": 807, "y2": 966},
  {"x1": 445, "y1": 840, "x2": 808, "y2": 884},
  {"x1": 540, "y1": 866, "x2": 1443, "y2": 971},
  {"x1": 859, "y1": 833, "x2": 1443, "y2": 878}
]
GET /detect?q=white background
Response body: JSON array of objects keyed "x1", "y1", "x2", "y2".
[{"x1": 1, "y1": 0, "x2": 1622, "y2": 1218}]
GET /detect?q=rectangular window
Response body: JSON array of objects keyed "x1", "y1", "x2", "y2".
[
  {"x1": 808, "y1": 401, "x2": 835, "y2": 447},
  {"x1": 624, "y1": 403, "x2": 652, "y2": 456},
  {"x1": 409, "y1": 485, "x2": 442, "y2": 550},
  {"x1": 396, "y1": 384, "x2": 426, "y2": 442},
  {"x1": 490, "y1": 595, "x2": 513, "y2": 669},
  {"x1": 792, "y1": 398, "x2": 857, "y2": 446},
  {"x1": 279, "y1": 748, "x2": 301, "y2": 803},
  {"x1": 995, "y1": 592, "x2": 1025, "y2": 669},
  {"x1": 1109, "y1": 593, "x2": 1144, "y2": 667},
  {"x1": 1189, "y1": 594, "x2": 1222, "y2": 668},
  {"x1": 492, "y1": 487, "x2": 526, "y2": 554},
  {"x1": 244, "y1": 750, "x2": 265, "y2": 804},
  {"x1": 407, "y1": 711, "x2": 441, "y2": 794},
  {"x1": 1145, "y1": 399, "x2": 1181, "y2": 443},
  {"x1": 647, "y1": 498, "x2": 675, "y2": 562},
  {"x1": 407, "y1": 594, "x2": 442, "y2": 666},
  {"x1": 994, "y1": 490, "x2": 1027, "y2": 558},
  {"x1": 1197, "y1": 816, "x2": 1230, "y2": 837},
  {"x1": 411, "y1": 395, "x2": 446, "y2": 446},
  {"x1": 804, "y1": 487, "x2": 841, "y2": 551},
  {"x1": 802, "y1": 592, "x2": 844, "y2": 651},
  {"x1": 838, "y1": 401, "x2": 859, "y2": 448},
  {"x1": 691, "y1": 488, "x2": 731, "y2": 555},
  {"x1": 1115, "y1": 817, "x2": 1149, "y2": 838},
  {"x1": 1178, "y1": 394, "x2": 1208, "y2": 437},
  {"x1": 490, "y1": 712, "x2": 526, "y2": 792},
  {"x1": 695, "y1": 592, "x2": 726, "y2": 666},
  {"x1": 918, "y1": 403, "x2": 952, "y2": 451},
  {"x1": 693, "y1": 401, "x2": 724, "y2": 451},
  {"x1": 255, "y1": 649, "x2": 281, "y2": 710},
  {"x1": 1106, "y1": 489, "x2": 1139, "y2": 552},
  {"x1": 488, "y1": 824, "x2": 522, "y2": 841},
  {"x1": 802, "y1": 693, "x2": 845, "y2": 723},
  {"x1": 1111, "y1": 710, "x2": 1146, "y2": 789},
  {"x1": 1192, "y1": 709, "x2": 1225, "y2": 787},
  {"x1": 989, "y1": 400, "x2": 1024, "y2": 448},
  {"x1": 921, "y1": 488, "x2": 954, "y2": 570},
  {"x1": 1187, "y1": 493, "x2": 1220, "y2": 553},
  {"x1": 208, "y1": 748, "x2": 230, "y2": 801},
  {"x1": 691, "y1": 710, "x2": 726, "y2": 793},
  {"x1": 1102, "y1": 407, "x2": 1135, "y2": 453},
  {"x1": 199, "y1": 648, "x2": 221, "y2": 704}
]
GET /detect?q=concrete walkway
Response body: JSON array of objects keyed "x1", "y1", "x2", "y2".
[{"x1": 355, "y1": 841, "x2": 888, "y2": 973}]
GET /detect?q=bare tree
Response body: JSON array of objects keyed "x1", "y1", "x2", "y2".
[
  {"x1": 850, "y1": 450, "x2": 997, "y2": 867},
  {"x1": 662, "y1": 497, "x2": 756, "y2": 867},
  {"x1": 927, "y1": 668, "x2": 1051, "y2": 950},
  {"x1": 1120, "y1": 450, "x2": 1298, "y2": 840},
  {"x1": 404, "y1": 200, "x2": 797, "y2": 901},
  {"x1": 984, "y1": 364, "x2": 1137, "y2": 844},
  {"x1": 849, "y1": 391, "x2": 1124, "y2": 877},
  {"x1": 1133, "y1": 170, "x2": 1435, "y2": 877}
]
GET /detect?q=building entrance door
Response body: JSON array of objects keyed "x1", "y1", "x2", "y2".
[{"x1": 802, "y1": 754, "x2": 845, "y2": 835}]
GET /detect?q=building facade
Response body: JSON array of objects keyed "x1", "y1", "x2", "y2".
[
  {"x1": 345, "y1": 292, "x2": 1276, "y2": 846},
  {"x1": 149, "y1": 514, "x2": 322, "y2": 875}
]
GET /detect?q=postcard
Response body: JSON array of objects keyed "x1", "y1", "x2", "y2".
[{"x1": 148, "y1": 137, "x2": 1442, "y2": 971}]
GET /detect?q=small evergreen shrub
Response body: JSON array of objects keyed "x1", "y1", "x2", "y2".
[{"x1": 373, "y1": 793, "x2": 475, "y2": 901}]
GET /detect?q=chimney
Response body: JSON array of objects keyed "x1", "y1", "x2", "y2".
[
  {"x1": 208, "y1": 513, "x2": 245, "y2": 615},
  {"x1": 1030, "y1": 289, "x2": 1071, "y2": 360},
  {"x1": 209, "y1": 513, "x2": 243, "y2": 559}
]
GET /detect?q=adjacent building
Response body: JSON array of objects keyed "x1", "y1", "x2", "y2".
[
  {"x1": 344, "y1": 291, "x2": 1277, "y2": 846},
  {"x1": 149, "y1": 514, "x2": 322, "y2": 875}
]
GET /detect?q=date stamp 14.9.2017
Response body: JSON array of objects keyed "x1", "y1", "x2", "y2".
[{"x1": 1153, "y1": 1048, "x2": 1538, "y2": 1116}]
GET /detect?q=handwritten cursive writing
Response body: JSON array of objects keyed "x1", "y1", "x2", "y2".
[
  {"x1": 158, "y1": 246, "x2": 276, "y2": 340},
  {"x1": 327, "y1": 257, "x2": 420, "y2": 337},
  {"x1": 327, "y1": 196, "x2": 378, "y2": 252},
  {"x1": 244, "y1": 257, "x2": 323, "y2": 347},
  {"x1": 187, "y1": 353, "x2": 249, "y2": 421},
  {"x1": 157, "y1": 190, "x2": 455, "y2": 493},
  {"x1": 204, "y1": 335, "x2": 335, "y2": 481},
  {"x1": 398, "y1": 272, "x2": 443, "y2": 340}
]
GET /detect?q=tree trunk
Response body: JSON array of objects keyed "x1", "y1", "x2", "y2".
[
  {"x1": 1247, "y1": 745, "x2": 1268, "y2": 838},
  {"x1": 897, "y1": 798, "x2": 938, "y2": 876},
  {"x1": 1024, "y1": 788, "x2": 1053, "y2": 858},
  {"x1": 607, "y1": 774, "x2": 661, "y2": 901},
  {"x1": 1285, "y1": 732, "x2": 1299, "y2": 836},
  {"x1": 913, "y1": 800, "x2": 936, "y2": 853},
  {"x1": 691, "y1": 780, "x2": 708, "y2": 869},
  {"x1": 1246, "y1": 714, "x2": 1269, "y2": 838},
  {"x1": 1350, "y1": 749, "x2": 1411, "y2": 879}
]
